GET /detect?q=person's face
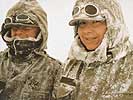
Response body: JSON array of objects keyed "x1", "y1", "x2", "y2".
[
  {"x1": 11, "y1": 26, "x2": 40, "y2": 38},
  {"x1": 78, "y1": 20, "x2": 107, "y2": 50}
]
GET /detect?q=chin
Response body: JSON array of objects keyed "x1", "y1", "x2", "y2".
[{"x1": 86, "y1": 45, "x2": 98, "y2": 51}]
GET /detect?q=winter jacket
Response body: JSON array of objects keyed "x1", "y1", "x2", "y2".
[
  {"x1": 57, "y1": 0, "x2": 133, "y2": 100},
  {"x1": 0, "y1": 0, "x2": 62, "y2": 100}
]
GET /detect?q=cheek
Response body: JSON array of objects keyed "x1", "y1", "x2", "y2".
[
  {"x1": 27, "y1": 30, "x2": 37, "y2": 37},
  {"x1": 102, "y1": 27, "x2": 107, "y2": 34},
  {"x1": 78, "y1": 32, "x2": 84, "y2": 41},
  {"x1": 11, "y1": 30, "x2": 14, "y2": 36},
  {"x1": 78, "y1": 29, "x2": 84, "y2": 38},
  {"x1": 97, "y1": 26, "x2": 107, "y2": 38}
]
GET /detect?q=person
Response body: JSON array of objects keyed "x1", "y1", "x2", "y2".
[
  {"x1": 0, "y1": 0, "x2": 62, "y2": 100},
  {"x1": 58, "y1": 0, "x2": 133, "y2": 100}
]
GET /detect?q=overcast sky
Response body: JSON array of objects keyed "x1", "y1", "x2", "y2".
[{"x1": 0, "y1": 0, "x2": 133, "y2": 61}]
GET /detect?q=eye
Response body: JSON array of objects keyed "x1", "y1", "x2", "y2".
[
  {"x1": 92, "y1": 20, "x2": 101, "y2": 24},
  {"x1": 12, "y1": 27, "x2": 18, "y2": 31},
  {"x1": 91, "y1": 20, "x2": 105, "y2": 26},
  {"x1": 25, "y1": 27, "x2": 32, "y2": 30},
  {"x1": 78, "y1": 21, "x2": 87, "y2": 28},
  {"x1": 79, "y1": 21, "x2": 86, "y2": 25}
]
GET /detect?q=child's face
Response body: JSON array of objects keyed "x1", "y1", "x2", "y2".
[{"x1": 78, "y1": 20, "x2": 107, "y2": 50}]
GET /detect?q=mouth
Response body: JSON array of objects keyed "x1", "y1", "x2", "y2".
[
  {"x1": 83, "y1": 37, "x2": 99, "y2": 45},
  {"x1": 84, "y1": 36, "x2": 97, "y2": 41}
]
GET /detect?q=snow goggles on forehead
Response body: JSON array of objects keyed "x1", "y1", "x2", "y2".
[
  {"x1": 72, "y1": 4, "x2": 99, "y2": 17},
  {"x1": 4, "y1": 14, "x2": 38, "y2": 28},
  {"x1": 16, "y1": 14, "x2": 35, "y2": 24}
]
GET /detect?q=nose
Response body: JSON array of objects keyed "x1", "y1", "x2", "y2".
[{"x1": 82, "y1": 23, "x2": 94, "y2": 33}]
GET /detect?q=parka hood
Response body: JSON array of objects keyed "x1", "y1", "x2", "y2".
[
  {"x1": 1, "y1": 0, "x2": 48, "y2": 51},
  {"x1": 68, "y1": 0, "x2": 132, "y2": 64}
]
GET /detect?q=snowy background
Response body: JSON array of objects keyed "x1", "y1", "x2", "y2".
[{"x1": 0, "y1": 0, "x2": 133, "y2": 61}]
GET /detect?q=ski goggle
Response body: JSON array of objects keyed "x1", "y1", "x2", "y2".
[
  {"x1": 72, "y1": 4, "x2": 99, "y2": 17},
  {"x1": 4, "y1": 14, "x2": 37, "y2": 26},
  {"x1": 16, "y1": 14, "x2": 35, "y2": 24}
]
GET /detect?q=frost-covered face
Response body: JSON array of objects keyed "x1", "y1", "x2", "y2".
[
  {"x1": 78, "y1": 20, "x2": 107, "y2": 50},
  {"x1": 11, "y1": 26, "x2": 40, "y2": 38}
]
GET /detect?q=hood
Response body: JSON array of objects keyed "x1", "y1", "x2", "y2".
[
  {"x1": 68, "y1": 0, "x2": 132, "y2": 64},
  {"x1": 1, "y1": 0, "x2": 48, "y2": 51}
]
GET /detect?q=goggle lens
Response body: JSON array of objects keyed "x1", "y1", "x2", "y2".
[
  {"x1": 5, "y1": 17, "x2": 12, "y2": 24},
  {"x1": 85, "y1": 5, "x2": 98, "y2": 16},
  {"x1": 72, "y1": 7, "x2": 79, "y2": 16},
  {"x1": 17, "y1": 14, "x2": 29, "y2": 20}
]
